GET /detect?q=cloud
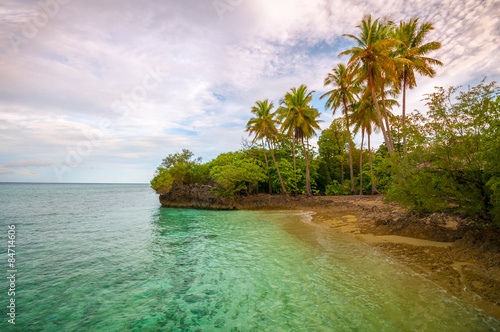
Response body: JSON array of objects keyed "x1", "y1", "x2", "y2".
[
  {"x1": 21, "y1": 168, "x2": 37, "y2": 175},
  {"x1": 3, "y1": 159, "x2": 54, "y2": 168},
  {"x1": 0, "y1": 0, "x2": 498, "y2": 182},
  {"x1": 0, "y1": 167, "x2": 16, "y2": 174}
]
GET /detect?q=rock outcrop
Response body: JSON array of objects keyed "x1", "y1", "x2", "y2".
[
  {"x1": 159, "y1": 185, "x2": 341, "y2": 210},
  {"x1": 159, "y1": 186, "x2": 237, "y2": 210}
]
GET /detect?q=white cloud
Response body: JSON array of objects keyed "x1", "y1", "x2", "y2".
[{"x1": 0, "y1": 0, "x2": 498, "y2": 182}]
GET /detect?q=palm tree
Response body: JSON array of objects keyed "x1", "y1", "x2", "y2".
[
  {"x1": 394, "y1": 18, "x2": 442, "y2": 154},
  {"x1": 246, "y1": 100, "x2": 288, "y2": 195},
  {"x1": 321, "y1": 63, "x2": 360, "y2": 195},
  {"x1": 281, "y1": 85, "x2": 321, "y2": 197},
  {"x1": 351, "y1": 89, "x2": 398, "y2": 194},
  {"x1": 357, "y1": 121, "x2": 366, "y2": 195},
  {"x1": 277, "y1": 103, "x2": 299, "y2": 194},
  {"x1": 378, "y1": 71, "x2": 399, "y2": 152},
  {"x1": 340, "y1": 14, "x2": 403, "y2": 155}
]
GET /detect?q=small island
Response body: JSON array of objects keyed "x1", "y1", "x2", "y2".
[{"x1": 151, "y1": 15, "x2": 500, "y2": 319}]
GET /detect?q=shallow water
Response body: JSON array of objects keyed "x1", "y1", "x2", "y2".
[{"x1": 0, "y1": 183, "x2": 498, "y2": 331}]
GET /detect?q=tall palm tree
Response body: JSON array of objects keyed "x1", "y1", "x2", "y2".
[
  {"x1": 358, "y1": 122, "x2": 366, "y2": 195},
  {"x1": 246, "y1": 100, "x2": 288, "y2": 195},
  {"x1": 281, "y1": 85, "x2": 321, "y2": 197},
  {"x1": 394, "y1": 18, "x2": 442, "y2": 154},
  {"x1": 351, "y1": 90, "x2": 398, "y2": 194},
  {"x1": 321, "y1": 63, "x2": 360, "y2": 195},
  {"x1": 340, "y1": 14, "x2": 404, "y2": 155},
  {"x1": 351, "y1": 95, "x2": 369, "y2": 195},
  {"x1": 277, "y1": 103, "x2": 299, "y2": 194},
  {"x1": 378, "y1": 71, "x2": 399, "y2": 152}
]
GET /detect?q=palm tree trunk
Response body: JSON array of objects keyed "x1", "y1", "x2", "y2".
[
  {"x1": 369, "y1": 72, "x2": 393, "y2": 154},
  {"x1": 334, "y1": 136, "x2": 344, "y2": 186},
  {"x1": 343, "y1": 99, "x2": 356, "y2": 195},
  {"x1": 262, "y1": 139, "x2": 272, "y2": 194},
  {"x1": 380, "y1": 81, "x2": 394, "y2": 152},
  {"x1": 292, "y1": 135, "x2": 297, "y2": 195},
  {"x1": 301, "y1": 136, "x2": 312, "y2": 197},
  {"x1": 368, "y1": 131, "x2": 379, "y2": 195},
  {"x1": 340, "y1": 160, "x2": 344, "y2": 186},
  {"x1": 359, "y1": 128, "x2": 364, "y2": 195},
  {"x1": 402, "y1": 71, "x2": 408, "y2": 155},
  {"x1": 267, "y1": 140, "x2": 288, "y2": 195}
]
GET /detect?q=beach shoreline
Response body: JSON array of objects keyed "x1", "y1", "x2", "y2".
[
  {"x1": 296, "y1": 195, "x2": 500, "y2": 321},
  {"x1": 159, "y1": 188, "x2": 500, "y2": 320}
]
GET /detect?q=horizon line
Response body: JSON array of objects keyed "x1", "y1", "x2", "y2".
[{"x1": 0, "y1": 181, "x2": 149, "y2": 185}]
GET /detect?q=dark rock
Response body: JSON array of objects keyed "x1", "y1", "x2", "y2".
[
  {"x1": 159, "y1": 186, "x2": 323, "y2": 210},
  {"x1": 160, "y1": 186, "x2": 237, "y2": 210}
]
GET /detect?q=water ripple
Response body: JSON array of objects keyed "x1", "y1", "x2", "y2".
[{"x1": 0, "y1": 184, "x2": 498, "y2": 331}]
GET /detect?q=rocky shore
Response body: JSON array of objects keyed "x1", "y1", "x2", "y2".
[{"x1": 159, "y1": 186, "x2": 500, "y2": 320}]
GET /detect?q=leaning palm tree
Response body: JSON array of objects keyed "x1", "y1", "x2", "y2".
[
  {"x1": 246, "y1": 100, "x2": 288, "y2": 195},
  {"x1": 377, "y1": 69, "x2": 399, "y2": 151},
  {"x1": 281, "y1": 85, "x2": 321, "y2": 197},
  {"x1": 321, "y1": 63, "x2": 360, "y2": 195},
  {"x1": 394, "y1": 18, "x2": 442, "y2": 154},
  {"x1": 340, "y1": 14, "x2": 404, "y2": 155}
]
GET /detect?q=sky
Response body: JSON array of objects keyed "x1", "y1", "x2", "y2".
[{"x1": 0, "y1": 0, "x2": 499, "y2": 183}]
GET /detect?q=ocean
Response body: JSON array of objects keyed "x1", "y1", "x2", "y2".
[{"x1": 0, "y1": 183, "x2": 498, "y2": 331}]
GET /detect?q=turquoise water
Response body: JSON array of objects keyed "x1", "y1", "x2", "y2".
[{"x1": 0, "y1": 183, "x2": 498, "y2": 331}]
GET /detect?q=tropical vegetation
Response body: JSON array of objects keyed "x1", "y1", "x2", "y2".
[{"x1": 151, "y1": 14, "x2": 500, "y2": 226}]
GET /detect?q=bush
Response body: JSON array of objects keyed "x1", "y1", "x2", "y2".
[
  {"x1": 209, "y1": 154, "x2": 266, "y2": 198},
  {"x1": 326, "y1": 180, "x2": 344, "y2": 196},
  {"x1": 386, "y1": 80, "x2": 500, "y2": 225},
  {"x1": 150, "y1": 168, "x2": 173, "y2": 194}
]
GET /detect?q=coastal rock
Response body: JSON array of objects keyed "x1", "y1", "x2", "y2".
[
  {"x1": 159, "y1": 186, "x2": 328, "y2": 210},
  {"x1": 159, "y1": 186, "x2": 237, "y2": 210}
]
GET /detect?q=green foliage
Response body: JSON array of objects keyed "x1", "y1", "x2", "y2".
[
  {"x1": 209, "y1": 152, "x2": 267, "y2": 198},
  {"x1": 354, "y1": 163, "x2": 374, "y2": 194},
  {"x1": 325, "y1": 180, "x2": 344, "y2": 196},
  {"x1": 386, "y1": 80, "x2": 500, "y2": 224},
  {"x1": 150, "y1": 168, "x2": 173, "y2": 195},
  {"x1": 151, "y1": 149, "x2": 205, "y2": 194},
  {"x1": 270, "y1": 159, "x2": 301, "y2": 194},
  {"x1": 372, "y1": 147, "x2": 395, "y2": 193},
  {"x1": 192, "y1": 163, "x2": 210, "y2": 185},
  {"x1": 342, "y1": 180, "x2": 352, "y2": 195},
  {"x1": 317, "y1": 119, "x2": 349, "y2": 189},
  {"x1": 308, "y1": 157, "x2": 320, "y2": 192},
  {"x1": 159, "y1": 149, "x2": 198, "y2": 169},
  {"x1": 156, "y1": 149, "x2": 203, "y2": 187},
  {"x1": 486, "y1": 176, "x2": 500, "y2": 226},
  {"x1": 314, "y1": 156, "x2": 335, "y2": 193}
]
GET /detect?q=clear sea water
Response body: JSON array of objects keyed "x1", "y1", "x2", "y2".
[{"x1": 0, "y1": 183, "x2": 498, "y2": 331}]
